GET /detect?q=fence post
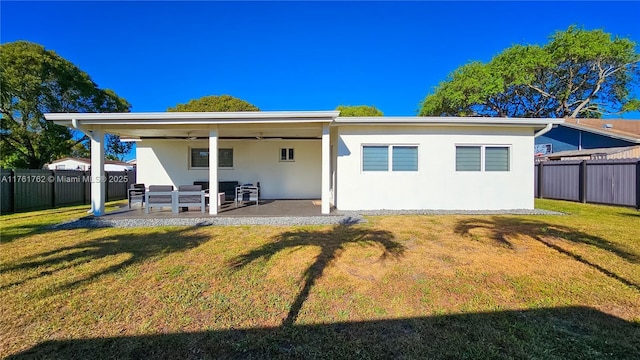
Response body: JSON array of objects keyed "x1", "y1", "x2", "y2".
[
  {"x1": 537, "y1": 162, "x2": 544, "y2": 199},
  {"x1": 10, "y1": 169, "x2": 15, "y2": 213},
  {"x1": 83, "y1": 171, "x2": 87, "y2": 205},
  {"x1": 12, "y1": 169, "x2": 17, "y2": 213},
  {"x1": 636, "y1": 160, "x2": 640, "y2": 210},
  {"x1": 51, "y1": 170, "x2": 56, "y2": 208},
  {"x1": 579, "y1": 160, "x2": 587, "y2": 203},
  {"x1": 105, "y1": 171, "x2": 110, "y2": 202}
]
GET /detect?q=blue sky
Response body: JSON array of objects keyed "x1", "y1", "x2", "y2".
[{"x1": 2, "y1": 1, "x2": 640, "y2": 117}]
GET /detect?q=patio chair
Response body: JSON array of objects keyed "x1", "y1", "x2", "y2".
[
  {"x1": 177, "y1": 184, "x2": 206, "y2": 213},
  {"x1": 145, "y1": 185, "x2": 174, "y2": 214},
  {"x1": 219, "y1": 181, "x2": 239, "y2": 201},
  {"x1": 235, "y1": 184, "x2": 259, "y2": 208},
  {"x1": 128, "y1": 183, "x2": 146, "y2": 209},
  {"x1": 193, "y1": 181, "x2": 238, "y2": 202}
]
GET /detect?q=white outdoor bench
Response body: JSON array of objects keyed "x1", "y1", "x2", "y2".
[{"x1": 144, "y1": 185, "x2": 207, "y2": 214}]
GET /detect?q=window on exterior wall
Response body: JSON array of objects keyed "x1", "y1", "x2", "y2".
[
  {"x1": 392, "y1": 146, "x2": 418, "y2": 171},
  {"x1": 485, "y1": 147, "x2": 509, "y2": 171},
  {"x1": 218, "y1": 148, "x2": 234, "y2": 168},
  {"x1": 190, "y1": 148, "x2": 209, "y2": 168},
  {"x1": 362, "y1": 145, "x2": 418, "y2": 172},
  {"x1": 363, "y1": 146, "x2": 389, "y2": 171},
  {"x1": 280, "y1": 148, "x2": 295, "y2": 162},
  {"x1": 456, "y1": 146, "x2": 481, "y2": 171},
  {"x1": 456, "y1": 145, "x2": 510, "y2": 172},
  {"x1": 190, "y1": 148, "x2": 234, "y2": 168}
]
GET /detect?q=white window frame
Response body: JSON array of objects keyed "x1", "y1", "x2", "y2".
[
  {"x1": 188, "y1": 147, "x2": 234, "y2": 170},
  {"x1": 279, "y1": 148, "x2": 295, "y2": 162},
  {"x1": 361, "y1": 144, "x2": 419, "y2": 173},
  {"x1": 455, "y1": 144, "x2": 511, "y2": 172}
]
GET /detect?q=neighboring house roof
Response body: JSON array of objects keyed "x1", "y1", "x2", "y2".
[
  {"x1": 561, "y1": 118, "x2": 640, "y2": 143},
  {"x1": 545, "y1": 145, "x2": 640, "y2": 160},
  {"x1": 48, "y1": 157, "x2": 132, "y2": 167}
]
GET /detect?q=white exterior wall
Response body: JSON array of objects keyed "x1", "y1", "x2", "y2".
[
  {"x1": 104, "y1": 164, "x2": 133, "y2": 172},
  {"x1": 47, "y1": 160, "x2": 132, "y2": 172},
  {"x1": 334, "y1": 125, "x2": 535, "y2": 210},
  {"x1": 136, "y1": 139, "x2": 321, "y2": 199},
  {"x1": 47, "y1": 159, "x2": 89, "y2": 171}
]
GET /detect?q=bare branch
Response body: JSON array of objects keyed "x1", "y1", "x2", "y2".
[
  {"x1": 570, "y1": 63, "x2": 607, "y2": 118},
  {"x1": 527, "y1": 84, "x2": 555, "y2": 99}
]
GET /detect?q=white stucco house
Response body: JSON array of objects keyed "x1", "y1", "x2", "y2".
[
  {"x1": 44, "y1": 111, "x2": 562, "y2": 216},
  {"x1": 46, "y1": 157, "x2": 134, "y2": 172}
]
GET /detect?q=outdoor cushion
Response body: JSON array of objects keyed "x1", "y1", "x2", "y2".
[
  {"x1": 148, "y1": 185, "x2": 173, "y2": 204},
  {"x1": 178, "y1": 185, "x2": 203, "y2": 204}
]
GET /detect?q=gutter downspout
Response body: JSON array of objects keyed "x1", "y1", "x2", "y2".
[
  {"x1": 534, "y1": 123, "x2": 553, "y2": 138},
  {"x1": 71, "y1": 118, "x2": 94, "y2": 140}
]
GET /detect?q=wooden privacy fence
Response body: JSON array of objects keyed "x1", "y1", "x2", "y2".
[
  {"x1": 1, "y1": 169, "x2": 136, "y2": 214},
  {"x1": 535, "y1": 159, "x2": 640, "y2": 208}
]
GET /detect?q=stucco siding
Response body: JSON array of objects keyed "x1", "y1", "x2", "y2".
[
  {"x1": 334, "y1": 126, "x2": 535, "y2": 210},
  {"x1": 137, "y1": 139, "x2": 321, "y2": 199}
]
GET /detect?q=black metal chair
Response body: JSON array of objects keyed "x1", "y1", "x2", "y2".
[{"x1": 128, "y1": 183, "x2": 146, "y2": 209}]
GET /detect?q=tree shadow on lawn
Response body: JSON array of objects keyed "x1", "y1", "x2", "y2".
[
  {"x1": 0, "y1": 222, "x2": 53, "y2": 244},
  {"x1": 455, "y1": 217, "x2": 639, "y2": 291},
  {"x1": 1, "y1": 203, "x2": 127, "y2": 244},
  {"x1": 8, "y1": 306, "x2": 640, "y2": 359},
  {"x1": 619, "y1": 211, "x2": 640, "y2": 218},
  {"x1": 0, "y1": 214, "x2": 92, "y2": 244},
  {"x1": 0, "y1": 227, "x2": 210, "y2": 293},
  {"x1": 229, "y1": 223, "x2": 405, "y2": 326}
]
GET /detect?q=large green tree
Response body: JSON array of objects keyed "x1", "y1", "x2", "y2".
[
  {"x1": 168, "y1": 95, "x2": 259, "y2": 112},
  {"x1": 1, "y1": 41, "x2": 131, "y2": 169},
  {"x1": 336, "y1": 105, "x2": 384, "y2": 116},
  {"x1": 420, "y1": 26, "x2": 640, "y2": 118}
]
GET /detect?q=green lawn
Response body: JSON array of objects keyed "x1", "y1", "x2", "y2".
[{"x1": 1, "y1": 200, "x2": 639, "y2": 359}]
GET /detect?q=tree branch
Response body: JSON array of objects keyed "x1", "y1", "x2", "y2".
[
  {"x1": 2, "y1": 135, "x2": 29, "y2": 158},
  {"x1": 570, "y1": 62, "x2": 607, "y2": 118},
  {"x1": 527, "y1": 84, "x2": 555, "y2": 99}
]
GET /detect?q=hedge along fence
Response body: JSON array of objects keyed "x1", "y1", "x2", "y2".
[
  {"x1": 0, "y1": 169, "x2": 136, "y2": 214},
  {"x1": 535, "y1": 159, "x2": 640, "y2": 209}
]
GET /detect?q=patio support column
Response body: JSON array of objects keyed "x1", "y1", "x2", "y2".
[
  {"x1": 209, "y1": 126, "x2": 219, "y2": 215},
  {"x1": 90, "y1": 127, "x2": 105, "y2": 216},
  {"x1": 321, "y1": 123, "x2": 331, "y2": 214}
]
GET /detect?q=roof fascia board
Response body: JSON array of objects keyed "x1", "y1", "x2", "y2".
[
  {"x1": 52, "y1": 118, "x2": 334, "y2": 126},
  {"x1": 45, "y1": 111, "x2": 340, "y2": 121},
  {"x1": 333, "y1": 117, "x2": 563, "y2": 128}
]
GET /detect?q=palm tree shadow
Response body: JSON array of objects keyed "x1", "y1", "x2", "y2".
[
  {"x1": 454, "y1": 217, "x2": 639, "y2": 291},
  {"x1": 9, "y1": 306, "x2": 640, "y2": 359},
  {"x1": 229, "y1": 223, "x2": 405, "y2": 326},
  {"x1": 1, "y1": 227, "x2": 211, "y2": 293}
]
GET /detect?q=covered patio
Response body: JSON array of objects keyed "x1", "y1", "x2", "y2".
[
  {"x1": 104, "y1": 199, "x2": 326, "y2": 219},
  {"x1": 45, "y1": 111, "x2": 339, "y2": 217}
]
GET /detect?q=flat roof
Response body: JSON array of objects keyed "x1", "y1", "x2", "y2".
[
  {"x1": 45, "y1": 111, "x2": 563, "y2": 130},
  {"x1": 546, "y1": 145, "x2": 640, "y2": 158},
  {"x1": 45, "y1": 111, "x2": 341, "y2": 126},
  {"x1": 334, "y1": 116, "x2": 563, "y2": 128}
]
